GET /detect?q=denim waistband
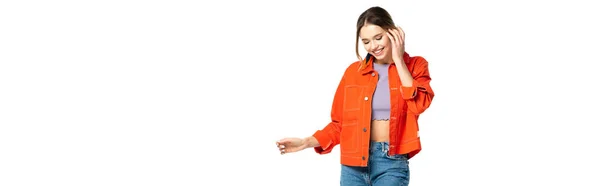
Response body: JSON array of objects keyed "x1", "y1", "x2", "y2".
[
  {"x1": 369, "y1": 141, "x2": 390, "y2": 153},
  {"x1": 369, "y1": 141, "x2": 408, "y2": 158}
]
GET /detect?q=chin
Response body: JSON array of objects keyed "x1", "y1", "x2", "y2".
[{"x1": 370, "y1": 52, "x2": 388, "y2": 61}]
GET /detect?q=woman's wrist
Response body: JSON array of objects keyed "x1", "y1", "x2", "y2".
[{"x1": 303, "y1": 136, "x2": 319, "y2": 149}]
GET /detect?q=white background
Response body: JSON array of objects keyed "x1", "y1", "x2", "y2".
[{"x1": 1, "y1": 0, "x2": 599, "y2": 185}]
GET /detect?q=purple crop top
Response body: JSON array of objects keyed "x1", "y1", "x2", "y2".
[{"x1": 371, "y1": 63, "x2": 391, "y2": 120}]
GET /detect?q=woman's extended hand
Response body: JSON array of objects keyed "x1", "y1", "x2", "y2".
[{"x1": 276, "y1": 137, "x2": 307, "y2": 155}]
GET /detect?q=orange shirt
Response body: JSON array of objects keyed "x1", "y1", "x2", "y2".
[{"x1": 311, "y1": 52, "x2": 434, "y2": 167}]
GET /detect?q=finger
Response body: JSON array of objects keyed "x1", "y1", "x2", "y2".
[
  {"x1": 386, "y1": 31, "x2": 396, "y2": 47},
  {"x1": 276, "y1": 141, "x2": 287, "y2": 151},
  {"x1": 392, "y1": 28, "x2": 402, "y2": 43},
  {"x1": 278, "y1": 143, "x2": 290, "y2": 151},
  {"x1": 396, "y1": 26, "x2": 405, "y2": 44},
  {"x1": 280, "y1": 147, "x2": 292, "y2": 155},
  {"x1": 277, "y1": 138, "x2": 290, "y2": 145},
  {"x1": 282, "y1": 146, "x2": 299, "y2": 154},
  {"x1": 279, "y1": 146, "x2": 287, "y2": 154},
  {"x1": 387, "y1": 29, "x2": 396, "y2": 43},
  {"x1": 389, "y1": 28, "x2": 400, "y2": 45}
]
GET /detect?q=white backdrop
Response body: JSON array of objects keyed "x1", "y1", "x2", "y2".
[{"x1": 1, "y1": 0, "x2": 599, "y2": 185}]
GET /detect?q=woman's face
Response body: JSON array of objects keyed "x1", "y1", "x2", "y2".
[{"x1": 359, "y1": 24, "x2": 391, "y2": 62}]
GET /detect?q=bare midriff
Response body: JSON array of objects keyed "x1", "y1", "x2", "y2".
[{"x1": 370, "y1": 119, "x2": 390, "y2": 142}]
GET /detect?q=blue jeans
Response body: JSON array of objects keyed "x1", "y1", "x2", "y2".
[{"x1": 340, "y1": 141, "x2": 410, "y2": 186}]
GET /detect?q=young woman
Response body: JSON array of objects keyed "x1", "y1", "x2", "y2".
[{"x1": 276, "y1": 6, "x2": 434, "y2": 186}]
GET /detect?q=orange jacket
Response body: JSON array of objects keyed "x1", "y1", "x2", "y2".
[{"x1": 311, "y1": 52, "x2": 434, "y2": 167}]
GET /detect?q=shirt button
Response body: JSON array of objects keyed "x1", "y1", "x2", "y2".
[
  {"x1": 362, "y1": 156, "x2": 366, "y2": 160},
  {"x1": 371, "y1": 73, "x2": 375, "y2": 77},
  {"x1": 363, "y1": 128, "x2": 367, "y2": 132},
  {"x1": 364, "y1": 96, "x2": 369, "y2": 101}
]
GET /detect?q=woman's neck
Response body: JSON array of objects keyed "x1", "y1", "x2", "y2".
[{"x1": 374, "y1": 58, "x2": 391, "y2": 64}]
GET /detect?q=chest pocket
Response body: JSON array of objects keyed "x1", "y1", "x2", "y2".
[{"x1": 343, "y1": 85, "x2": 365, "y2": 122}]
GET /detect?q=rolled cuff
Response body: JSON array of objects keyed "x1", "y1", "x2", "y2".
[{"x1": 312, "y1": 130, "x2": 334, "y2": 154}]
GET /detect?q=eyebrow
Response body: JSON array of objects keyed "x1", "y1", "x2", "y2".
[{"x1": 361, "y1": 33, "x2": 383, "y2": 41}]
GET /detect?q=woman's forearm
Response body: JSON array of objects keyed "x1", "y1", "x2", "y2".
[
  {"x1": 303, "y1": 136, "x2": 320, "y2": 148},
  {"x1": 396, "y1": 59, "x2": 414, "y2": 87}
]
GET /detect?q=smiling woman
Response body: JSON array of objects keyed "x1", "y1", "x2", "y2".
[
  {"x1": 355, "y1": 7, "x2": 399, "y2": 62},
  {"x1": 275, "y1": 6, "x2": 435, "y2": 186}
]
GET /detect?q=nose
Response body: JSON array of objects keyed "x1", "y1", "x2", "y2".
[{"x1": 369, "y1": 42, "x2": 377, "y2": 51}]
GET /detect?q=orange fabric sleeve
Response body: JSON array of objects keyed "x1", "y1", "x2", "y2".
[
  {"x1": 401, "y1": 57, "x2": 434, "y2": 114},
  {"x1": 311, "y1": 68, "x2": 347, "y2": 154}
]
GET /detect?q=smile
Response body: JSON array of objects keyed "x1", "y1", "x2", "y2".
[{"x1": 373, "y1": 47, "x2": 384, "y2": 55}]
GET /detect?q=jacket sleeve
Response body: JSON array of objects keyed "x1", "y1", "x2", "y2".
[
  {"x1": 401, "y1": 57, "x2": 435, "y2": 115},
  {"x1": 311, "y1": 67, "x2": 347, "y2": 154}
]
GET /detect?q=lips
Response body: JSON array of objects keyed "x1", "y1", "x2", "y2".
[{"x1": 373, "y1": 47, "x2": 384, "y2": 56}]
